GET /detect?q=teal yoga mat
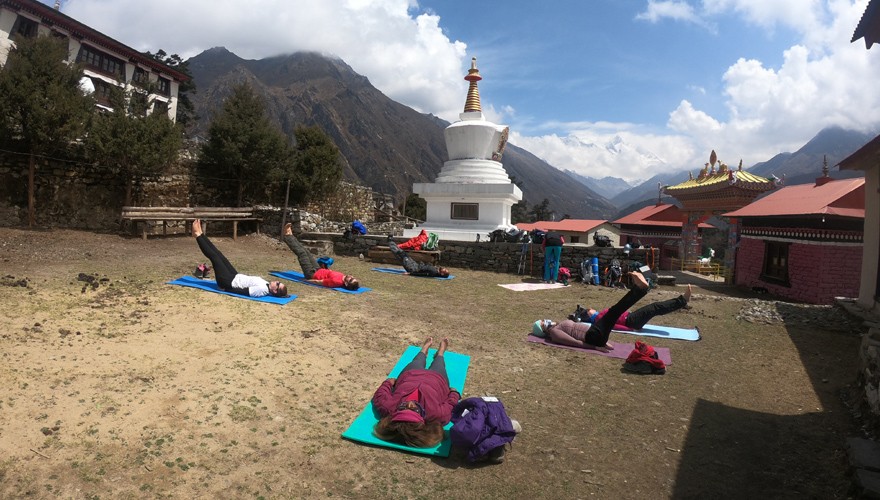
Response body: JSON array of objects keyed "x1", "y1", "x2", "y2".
[
  {"x1": 583, "y1": 323, "x2": 700, "y2": 341},
  {"x1": 371, "y1": 267, "x2": 454, "y2": 280},
  {"x1": 341, "y1": 345, "x2": 470, "y2": 457},
  {"x1": 167, "y1": 275, "x2": 296, "y2": 305},
  {"x1": 269, "y1": 270, "x2": 372, "y2": 294}
]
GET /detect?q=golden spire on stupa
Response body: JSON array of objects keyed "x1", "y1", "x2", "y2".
[{"x1": 463, "y1": 57, "x2": 482, "y2": 113}]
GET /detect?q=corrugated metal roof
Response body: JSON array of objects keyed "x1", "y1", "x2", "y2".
[
  {"x1": 612, "y1": 203, "x2": 712, "y2": 228},
  {"x1": 724, "y1": 177, "x2": 865, "y2": 218},
  {"x1": 516, "y1": 219, "x2": 607, "y2": 232}
]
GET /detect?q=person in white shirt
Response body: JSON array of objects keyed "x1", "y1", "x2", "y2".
[{"x1": 192, "y1": 220, "x2": 287, "y2": 298}]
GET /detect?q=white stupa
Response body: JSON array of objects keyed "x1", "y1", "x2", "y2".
[{"x1": 408, "y1": 57, "x2": 523, "y2": 242}]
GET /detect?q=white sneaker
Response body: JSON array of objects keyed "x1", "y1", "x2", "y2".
[{"x1": 511, "y1": 419, "x2": 522, "y2": 434}]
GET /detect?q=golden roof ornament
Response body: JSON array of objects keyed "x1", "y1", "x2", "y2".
[
  {"x1": 463, "y1": 57, "x2": 483, "y2": 113},
  {"x1": 709, "y1": 150, "x2": 717, "y2": 167},
  {"x1": 738, "y1": 159, "x2": 743, "y2": 171}
]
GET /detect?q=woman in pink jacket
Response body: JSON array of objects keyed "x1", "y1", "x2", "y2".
[{"x1": 372, "y1": 337, "x2": 461, "y2": 447}]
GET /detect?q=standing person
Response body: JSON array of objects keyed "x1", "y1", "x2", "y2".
[
  {"x1": 282, "y1": 223, "x2": 360, "y2": 290},
  {"x1": 192, "y1": 220, "x2": 288, "y2": 298},
  {"x1": 372, "y1": 337, "x2": 461, "y2": 448},
  {"x1": 532, "y1": 271, "x2": 652, "y2": 352},
  {"x1": 542, "y1": 231, "x2": 564, "y2": 283},
  {"x1": 571, "y1": 285, "x2": 692, "y2": 331},
  {"x1": 387, "y1": 236, "x2": 449, "y2": 278}
]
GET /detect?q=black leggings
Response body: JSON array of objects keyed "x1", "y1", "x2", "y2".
[
  {"x1": 196, "y1": 234, "x2": 238, "y2": 290},
  {"x1": 283, "y1": 234, "x2": 318, "y2": 279},
  {"x1": 402, "y1": 351, "x2": 449, "y2": 385},
  {"x1": 388, "y1": 240, "x2": 438, "y2": 275},
  {"x1": 583, "y1": 286, "x2": 648, "y2": 347},
  {"x1": 624, "y1": 294, "x2": 687, "y2": 330}
]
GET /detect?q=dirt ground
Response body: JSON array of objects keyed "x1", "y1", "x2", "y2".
[{"x1": 0, "y1": 227, "x2": 867, "y2": 499}]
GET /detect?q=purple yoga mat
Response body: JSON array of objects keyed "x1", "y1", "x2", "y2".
[{"x1": 526, "y1": 335, "x2": 673, "y2": 365}]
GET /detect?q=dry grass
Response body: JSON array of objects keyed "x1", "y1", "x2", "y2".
[{"x1": 0, "y1": 227, "x2": 864, "y2": 499}]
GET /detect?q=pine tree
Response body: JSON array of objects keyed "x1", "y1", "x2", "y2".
[
  {"x1": 198, "y1": 84, "x2": 294, "y2": 205},
  {"x1": 85, "y1": 86, "x2": 182, "y2": 206},
  {"x1": 0, "y1": 35, "x2": 93, "y2": 226},
  {"x1": 290, "y1": 125, "x2": 342, "y2": 204}
]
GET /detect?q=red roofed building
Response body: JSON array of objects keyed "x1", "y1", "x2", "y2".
[
  {"x1": 516, "y1": 219, "x2": 618, "y2": 245},
  {"x1": 613, "y1": 203, "x2": 713, "y2": 270},
  {"x1": 724, "y1": 170, "x2": 865, "y2": 304}
]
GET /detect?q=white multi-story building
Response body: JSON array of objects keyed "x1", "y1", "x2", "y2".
[{"x1": 0, "y1": 0, "x2": 188, "y2": 121}]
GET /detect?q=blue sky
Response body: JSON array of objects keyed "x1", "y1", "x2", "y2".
[{"x1": 47, "y1": 0, "x2": 879, "y2": 184}]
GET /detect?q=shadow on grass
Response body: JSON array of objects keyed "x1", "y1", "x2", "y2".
[{"x1": 672, "y1": 303, "x2": 861, "y2": 498}]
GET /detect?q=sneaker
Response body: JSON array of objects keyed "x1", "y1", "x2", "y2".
[{"x1": 510, "y1": 419, "x2": 522, "y2": 434}]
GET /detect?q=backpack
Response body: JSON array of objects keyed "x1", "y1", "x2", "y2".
[
  {"x1": 579, "y1": 259, "x2": 594, "y2": 284},
  {"x1": 543, "y1": 231, "x2": 563, "y2": 246},
  {"x1": 593, "y1": 232, "x2": 612, "y2": 247},
  {"x1": 422, "y1": 232, "x2": 440, "y2": 251},
  {"x1": 604, "y1": 259, "x2": 623, "y2": 287},
  {"x1": 351, "y1": 220, "x2": 367, "y2": 235},
  {"x1": 558, "y1": 267, "x2": 571, "y2": 285},
  {"x1": 530, "y1": 229, "x2": 546, "y2": 244}
]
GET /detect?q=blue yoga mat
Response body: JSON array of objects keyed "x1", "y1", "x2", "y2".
[
  {"x1": 269, "y1": 270, "x2": 372, "y2": 294},
  {"x1": 371, "y1": 267, "x2": 454, "y2": 280},
  {"x1": 341, "y1": 345, "x2": 470, "y2": 457},
  {"x1": 167, "y1": 275, "x2": 297, "y2": 305},
  {"x1": 576, "y1": 322, "x2": 700, "y2": 341}
]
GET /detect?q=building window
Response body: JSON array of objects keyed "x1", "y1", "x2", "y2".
[
  {"x1": 91, "y1": 78, "x2": 114, "y2": 107},
  {"x1": 157, "y1": 77, "x2": 170, "y2": 96},
  {"x1": 570, "y1": 236, "x2": 580, "y2": 244},
  {"x1": 11, "y1": 15, "x2": 39, "y2": 39},
  {"x1": 761, "y1": 241, "x2": 790, "y2": 285},
  {"x1": 451, "y1": 203, "x2": 478, "y2": 220},
  {"x1": 132, "y1": 67, "x2": 150, "y2": 87},
  {"x1": 152, "y1": 99, "x2": 169, "y2": 116},
  {"x1": 77, "y1": 45, "x2": 125, "y2": 79}
]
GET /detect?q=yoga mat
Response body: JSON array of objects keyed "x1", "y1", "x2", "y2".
[
  {"x1": 341, "y1": 345, "x2": 470, "y2": 457},
  {"x1": 526, "y1": 335, "x2": 672, "y2": 365},
  {"x1": 167, "y1": 275, "x2": 297, "y2": 305},
  {"x1": 269, "y1": 270, "x2": 372, "y2": 294},
  {"x1": 498, "y1": 282, "x2": 568, "y2": 291},
  {"x1": 605, "y1": 323, "x2": 700, "y2": 341},
  {"x1": 371, "y1": 267, "x2": 454, "y2": 280}
]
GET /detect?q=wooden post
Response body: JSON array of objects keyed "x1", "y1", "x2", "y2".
[{"x1": 280, "y1": 178, "x2": 291, "y2": 236}]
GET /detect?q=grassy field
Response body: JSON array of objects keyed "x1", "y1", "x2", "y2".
[{"x1": 0, "y1": 227, "x2": 865, "y2": 499}]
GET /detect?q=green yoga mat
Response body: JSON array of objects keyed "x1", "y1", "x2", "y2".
[{"x1": 341, "y1": 345, "x2": 470, "y2": 457}]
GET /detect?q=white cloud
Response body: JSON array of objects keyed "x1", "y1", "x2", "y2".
[
  {"x1": 60, "y1": 0, "x2": 470, "y2": 122},
  {"x1": 635, "y1": 1, "x2": 701, "y2": 24},
  {"x1": 54, "y1": 0, "x2": 880, "y2": 186}
]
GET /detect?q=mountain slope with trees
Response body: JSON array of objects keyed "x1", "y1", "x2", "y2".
[{"x1": 186, "y1": 47, "x2": 617, "y2": 219}]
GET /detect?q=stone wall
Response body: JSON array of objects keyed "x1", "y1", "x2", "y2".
[
  {"x1": 736, "y1": 238, "x2": 863, "y2": 304},
  {"x1": 0, "y1": 151, "x2": 386, "y2": 233},
  {"x1": 305, "y1": 232, "x2": 649, "y2": 277}
]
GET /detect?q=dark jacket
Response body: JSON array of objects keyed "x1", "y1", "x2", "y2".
[
  {"x1": 372, "y1": 370, "x2": 460, "y2": 425},
  {"x1": 543, "y1": 231, "x2": 564, "y2": 247},
  {"x1": 450, "y1": 397, "x2": 517, "y2": 462}
]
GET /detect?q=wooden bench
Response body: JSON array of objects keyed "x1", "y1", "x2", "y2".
[
  {"x1": 121, "y1": 206, "x2": 261, "y2": 240},
  {"x1": 368, "y1": 245, "x2": 441, "y2": 266}
]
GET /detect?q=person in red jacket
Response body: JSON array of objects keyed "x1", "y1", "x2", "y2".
[
  {"x1": 372, "y1": 337, "x2": 461, "y2": 448},
  {"x1": 282, "y1": 223, "x2": 360, "y2": 290}
]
